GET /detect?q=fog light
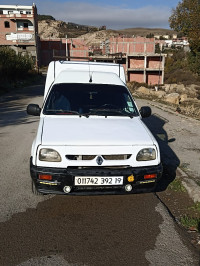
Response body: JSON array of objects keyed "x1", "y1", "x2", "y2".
[
  {"x1": 125, "y1": 184, "x2": 133, "y2": 192},
  {"x1": 63, "y1": 186, "x2": 72, "y2": 194}
]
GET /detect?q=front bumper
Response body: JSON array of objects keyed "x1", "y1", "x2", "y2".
[{"x1": 30, "y1": 158, "x2": 163, "y2": 195}]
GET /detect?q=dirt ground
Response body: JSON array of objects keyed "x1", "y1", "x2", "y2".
[{"x1": 157, "y1": 168, "x2": 200, "y2": 252}]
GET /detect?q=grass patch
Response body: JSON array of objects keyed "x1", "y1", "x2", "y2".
[
  {"x1": 180, "y1": 215, "x2": 200, "y2": 232},
  {"x1": 168, "y1": 178, "x2": 186, "y2": 192},
  {"x1": 189, "y1": 202, "x2": 200, "y2": 212}
]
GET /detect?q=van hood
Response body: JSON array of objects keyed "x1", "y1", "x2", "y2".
[{"x1": 41, "y1": 116, "x2": 155, "y2": 146}]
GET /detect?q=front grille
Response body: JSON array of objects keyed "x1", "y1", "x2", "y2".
[
  {"x1": 66, "y1": 166, "x2": 133, "y2": 176},
  {"x1": 66, "y1": 154, "x2": 131, "y2": 161},
  {"x1": 83, "y1": 155, "x2": 96, "y2": 160},
  {"x1": 102, "y1": 155, "x2": 131, "y2": 160}
]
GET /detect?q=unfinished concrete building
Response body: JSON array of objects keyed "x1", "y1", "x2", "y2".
[{"x1": 106, "y1": 37, "x2": 165, "y2": 85}]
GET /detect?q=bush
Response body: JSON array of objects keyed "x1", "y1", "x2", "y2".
[
  {"x1": 38, "y1": 14, "x2": 55, "y2": 21},
  {"x1": 187, "y1": 51, "x2": 200, "y2": 76},
  {"x1": 164, "y1": 49, "x2": 200, "y2": 85},
  {"x1": 165, "y1": 69, "x2": 200, "y2": 85},
  {"x1": 0, "y1": 47, "x2": 33, "y2": 80}
]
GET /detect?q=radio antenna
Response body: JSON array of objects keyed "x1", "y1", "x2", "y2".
[{"x1": 88, "y1": 61, "x2": 92, "y2": 82}]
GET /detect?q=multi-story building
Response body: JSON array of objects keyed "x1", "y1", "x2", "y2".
[
  {"x1": 105, "y1": 37, "x2": 165, "y2": 85},
  {"x1": 0, "y1": 4, "x2": 39, "y2": 65}
]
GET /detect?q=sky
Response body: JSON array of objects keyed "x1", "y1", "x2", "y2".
[{"x1": 0, "y1": 0, "x2": 180, "y2": 29}]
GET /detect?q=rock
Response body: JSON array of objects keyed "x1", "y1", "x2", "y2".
[
  {"x1": 164, "y1": 93, "x2": 180, "y2": 105},
  {"x1": 164, "y1": 84, "x2": 175, "y2": 93},
  {"x1": 165, "y1": 84, "x2": 186, "y2": 94},
  {"x1": 176, "y1": 84, "x2": 186, "y2": 94},
  {"x1": 164, "y1": 84, "x2": 170, "y2": 93},
  {"x1": 154, "y1": 91, "x2": 166, "y2": 98},
  {"x1": 185, "y1": 86, "x2": 198, "y2": 98},
  {"x1": 180, "y1": 94, "x2": 188, "y2": 102},
  {"x1": 137, "y1": 86, "x2": 150, "y2": 95},
  {"x1": 184, "y1": 98, "x2": 199, "y2": 103}
]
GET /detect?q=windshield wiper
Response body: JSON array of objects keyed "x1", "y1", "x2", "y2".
[
  {"x1": 83, "y1": 108, "x2": 136, "y2": 118},
  {"x1": 44, "y1": 110, "x2": 81, "y2": 115}
]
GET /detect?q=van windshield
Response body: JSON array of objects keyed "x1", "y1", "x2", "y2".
[{"x1": 43, "y1": 83, "x2": 139, "y2": 117}]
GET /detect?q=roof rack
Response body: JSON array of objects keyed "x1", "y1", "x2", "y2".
[{"x1": 52, "y1": 53, "x2": 124, "y2": 62}]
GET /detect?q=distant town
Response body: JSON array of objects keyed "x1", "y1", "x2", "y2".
[{"x1": 0, "y1": 4, "x2": 189, "y2": 85}]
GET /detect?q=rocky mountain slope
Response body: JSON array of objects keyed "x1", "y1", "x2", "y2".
[
  {"x1": 38, "y1": 19, "x2": 176, "y2": 45},
  {"x1": 38, "y1": 20, "x2": 98, "y2": 39}
]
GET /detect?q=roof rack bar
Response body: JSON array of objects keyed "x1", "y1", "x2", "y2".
[{"x1": 52, "y1": 55, "x2": 124, "y2": 62}]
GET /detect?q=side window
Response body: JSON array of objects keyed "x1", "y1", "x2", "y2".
[{"x1": 4, "y1": 21, "x2": 10, "y2": 28}]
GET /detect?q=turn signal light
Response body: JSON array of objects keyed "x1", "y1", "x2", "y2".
[
  {"x1": 128, "y1": 175, "x2": 135, "y2": 182},
  {"x1": 39, "y1": 174, "x2": 52, "y2": 181},
  {"x1": 144, "y1": 174, "x2": 157, "y2": 180}
]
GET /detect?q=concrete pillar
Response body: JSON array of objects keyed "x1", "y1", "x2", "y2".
[
  {"x1": 144, "y1": 55, "x2": 147, "y2": 83},
  {"x1": 126, "y1": 54, "x2": 129, "y2": 81},
  {"x1": 162, "y1": 55, "x2": 165, "y2": 84}
]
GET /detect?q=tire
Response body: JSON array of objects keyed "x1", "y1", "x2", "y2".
[{"x1": 32, "y1": 180, "x2": 43, "y2": 195}]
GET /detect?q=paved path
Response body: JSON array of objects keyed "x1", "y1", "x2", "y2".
[{"x1": 136, "y1": 99, "x2": 200, "y2": 182}]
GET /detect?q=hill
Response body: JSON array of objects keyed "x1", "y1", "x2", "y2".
[
  {"x1": 117, "y1": 27, "x2": 176, "y2": 37},
  {"x1": 38, "y1": 18, "x2": 176, "y2": 44},
  {"x1": 38, "y1": 19, "x2": 99, "y2": 39}
]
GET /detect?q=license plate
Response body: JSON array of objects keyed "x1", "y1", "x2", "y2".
[{"x1": 74, "y1": 176, "x2": 123, "y2": 186}]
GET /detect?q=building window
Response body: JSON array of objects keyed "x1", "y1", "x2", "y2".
[
  {"x1": 23, "y1": 22, "x2": 28, "y2": 28},
  {"x1": 4, "y1": 21, "x2": 10, "y2": 28}
]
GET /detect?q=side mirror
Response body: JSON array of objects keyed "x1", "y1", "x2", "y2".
[
  {"x1": 140, "y1": 106, "x2": 151, "y2": 118},
  {"x1": 27, "y1": 104, "x2": 41, "y2": 116}
]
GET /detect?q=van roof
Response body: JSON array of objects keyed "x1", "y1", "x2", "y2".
[{"x1": 54, "y1": 70, "x2": 125, "y2": 86}]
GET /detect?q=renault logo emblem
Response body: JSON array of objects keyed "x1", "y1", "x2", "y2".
[{"x1": 96, "y1": 156, "x2": 103, "y2": 165}]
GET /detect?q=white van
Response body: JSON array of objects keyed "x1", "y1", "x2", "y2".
[{"x1": 27, "y1": 60, "x2": 162, "y2": 195}]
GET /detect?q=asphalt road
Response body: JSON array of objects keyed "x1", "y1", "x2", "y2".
[
  {"x1": 136, "y1": 99, "x2": 200, "y2": 182},
  {"x1": 0, "y1": 85, "x2": 199, "y2": 266}
]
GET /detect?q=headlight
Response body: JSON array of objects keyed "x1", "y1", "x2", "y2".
[
  {"x1": 39, "y1": 148, "x2": 61, "y2": 162},
  {"x1": 136, "y1": 148, "x2": 156, "y2": 161}
]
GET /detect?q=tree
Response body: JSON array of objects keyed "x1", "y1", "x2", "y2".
[
  {"x1": 155, "y1": 43, "x2": 161, "y2": 53},
  {"x1": 146, "y1": 33, "x2": 154, "y2": 38},
  {"x1": 169, "y1": 0, "x2": 200, "y2": 74},
  {"x1": 38, "y1": 14, "x2": 55, "y2": 21}
]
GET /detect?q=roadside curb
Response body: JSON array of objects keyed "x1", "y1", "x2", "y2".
[{"x1": 177, "y1": 167, "x2": 200, "y2": 203}]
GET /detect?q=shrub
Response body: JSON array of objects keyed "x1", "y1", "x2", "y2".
[
  {"x1": 164, "y1": 49, "x2": 200, "y2": 85},
  {"x1": 0, "y1": 47, "x2": 33, "y2": 80}
]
